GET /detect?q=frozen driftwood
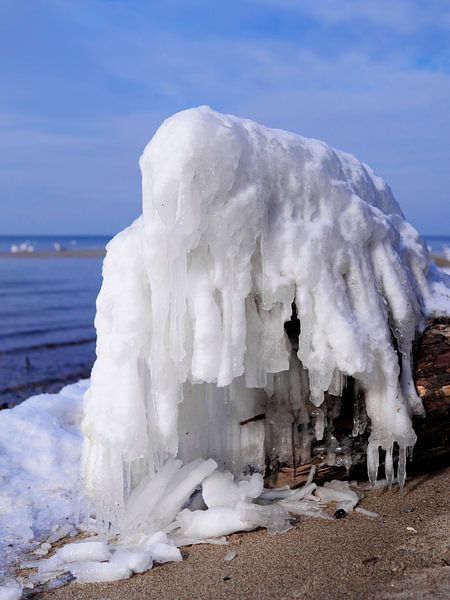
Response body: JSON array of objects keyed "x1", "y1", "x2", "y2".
[
  {"x1": 266, "y1": 318, "x2": 450, "y2": 488},
  {"x1": 82, "y1": 107, "x2": 450, "y2": 527}
]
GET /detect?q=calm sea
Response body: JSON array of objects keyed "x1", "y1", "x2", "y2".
[
  {"x1": 0, "y1": 233, "x2": 448, "y2": 408},
  {"x1": 0, "y1": 236, "x2": 110, "y2": 407}
]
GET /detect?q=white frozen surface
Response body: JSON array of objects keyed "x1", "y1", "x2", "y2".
[
  {"x1": 0, "y1": 376, "x2": 300, "y2": 585},
  {"x1": 67, "y1": 561, "x2": 132, "y2": 584},
  {"x1": 355, "y1": 507, "x2": 379, "y2": 518},
  {"x1": 202, "y1": 472, "x2": 264, "y2": 508},
  {"x1": 315, "y1": 480, "x2": 359, "y2": 516},
  {"x1": 56, "y1": 541, "x2": 111, "y2": 563},
  {"x1": 0, "y1": 585, "x2": 22, "y2": 600},
  {"x1": 110, "y1": 549, "x2": 152, "y2": 574},
  {"x1": 82, "y1": 106, "x2": 450, "y2": 529},
  {"x1": 131, "y1": 532, "x2": 182, "y2": 563},
  {"x1": 0, "y1": 380, "x2": 89, "y2": 582},
  {"x1": 0, "y1": 377, "x2": 396, "y2": 589},
  {"x1": 176, "y1": 505, "x2": 252, "y2": 539}
]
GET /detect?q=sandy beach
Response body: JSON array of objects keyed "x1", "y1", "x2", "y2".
[{"x1": 39, "y1": 467, "x2": 449, "y2": 600}]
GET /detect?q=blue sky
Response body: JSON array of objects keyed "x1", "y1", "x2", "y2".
[{"x1": 1, "y1": 0, "x2": 449, "y2": 235}]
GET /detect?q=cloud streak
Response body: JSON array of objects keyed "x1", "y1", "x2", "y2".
[{"x1": 257, "y1": 0, "x2": 450, "y2": 35}]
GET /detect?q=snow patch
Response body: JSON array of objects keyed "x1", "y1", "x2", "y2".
[{"x1": 0, "y1": 381, "x2": 89, "y2": 582}]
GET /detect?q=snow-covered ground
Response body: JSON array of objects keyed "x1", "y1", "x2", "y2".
[
  {"x1": 0, "y1": 380, "x2": 368, "y2": 594},
  {"x1": 0, "y1": 382, "x2": 87, "y2": 595}
]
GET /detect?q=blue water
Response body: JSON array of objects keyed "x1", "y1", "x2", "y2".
[
  {"x1": 0, "y1": 236, "x2": 110, "y2": 407},
  {"x1": 422, "y1": 235, "x2": 450, "y2": 254}
]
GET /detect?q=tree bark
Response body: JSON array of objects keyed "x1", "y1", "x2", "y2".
[{"x1": 413, "y1": 318, "x2": 450, "y2": 451}]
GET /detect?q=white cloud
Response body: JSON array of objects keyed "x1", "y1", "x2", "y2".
[{"x1": 255, "y1": 0, "x2": 450, "y2": 34}]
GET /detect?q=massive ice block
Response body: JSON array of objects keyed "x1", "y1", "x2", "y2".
[{"x1": 81, "y1": 106, "x2": 450, "y2": 528}]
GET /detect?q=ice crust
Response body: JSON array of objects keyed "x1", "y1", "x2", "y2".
[
  {"x1": 0, "y1": 585, "x2": 22, "y2": 600},
  {"x1": 82, "y1": 106, "x2": 449, "y2": 530},
  {"x1": 0, "y1": 380, "x2": 379, "y2": 590},
  {"x1": 0, "y1": 381, "x2": 88, "y2": 583},
  {"x1": 56, "y1": 541, "x2": 111, "y2": 563},
  {"x1": 34, "y1": 467, "x2": 362, "y2": 586},
  {"x1": 31, "y1": 461, "x2": 359, "y2": 586}
]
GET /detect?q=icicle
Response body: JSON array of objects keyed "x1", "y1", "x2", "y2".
[
  {"x1": 384, "y1": 444, "x2": 394, "y2": 487},
  {"x1": 328, "y1": 369, "x2": 345, "y2": 397},
  {"x1": 342, "y1": 453, "x2": 352, "y2": 472},
  {"x1": 311, "y1": 408, "x2": 325, "y2": 442},
  {"x1": 306, "y1": 465, "x2": 316, "y2": 486},
  {"x1": 397, "y1": 445, "x2": 407, "y2": 488},
  {"x1": 298, "y1": 425, "x2": 313, "y2": 464},
  {"x1": 352, "y1": 381, "x2": 367, "y2": 437},
  {"x1": 367, "y1": 441, "x2": 380, "y2": 488}
]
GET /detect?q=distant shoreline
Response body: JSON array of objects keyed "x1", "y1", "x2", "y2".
[{"x1": 0, "y1": 249, "x2": 106, "y2": 258}]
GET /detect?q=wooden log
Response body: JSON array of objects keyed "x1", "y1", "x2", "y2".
[
  {"x1": 413, "y1": 318, "x2": 450, "y2": 451},
  {"x1": 265, "y1": 318, "x2": 450, "y2": 488},
  {"x1": 264, "y1": 459, "x2": 347, "y2": 489}
]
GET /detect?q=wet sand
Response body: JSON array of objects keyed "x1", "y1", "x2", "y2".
[{"x1": 42, "y1": 467, "x2": 450, "y2": 600}]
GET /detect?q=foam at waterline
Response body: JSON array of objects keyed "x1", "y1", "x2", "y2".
[{"x1": 81, "y1": 106, "x2": 450, "y2": 529}]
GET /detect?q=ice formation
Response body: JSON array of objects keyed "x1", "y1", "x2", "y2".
[
  {"x1": 0, "y1": 584, "x2": 22, "y2": 600},
  {"x1": 0, "y1": 378, "x2": 377, "y2": 590},
  {"x1": 81, "y1": 106, "x2": 449, "y2": 532},
  {"x1": 0, "y1": 382, "x2": 90, "y2": 590}
]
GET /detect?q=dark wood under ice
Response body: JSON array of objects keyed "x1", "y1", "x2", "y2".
[{"x1": 265, "y1": 318, "x2": 450, "y2": 488}]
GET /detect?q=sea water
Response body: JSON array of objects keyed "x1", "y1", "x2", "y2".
[
  {"x1": 0, "y1": 236, "x2": 109, "y2": 407},
  {"x1": 423, "y1": 235, "x2": 450, "y2": 255}
]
